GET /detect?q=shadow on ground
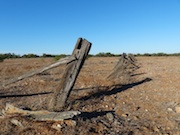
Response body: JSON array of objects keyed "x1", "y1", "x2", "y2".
[
  {"x1": 78, "y1": 78, "x2": 152, "y2": 101},
  {"x1": 0, "y1": 92, "x2": 53, "y2": 98},
  {"x1": 78, "y1": 110, "x2": 115, "y2": 120}
]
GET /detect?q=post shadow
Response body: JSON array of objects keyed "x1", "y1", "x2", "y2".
[
  {"x1": 78, "y1": 110, "x2": 115, "y2": 120},
  {"x1": 0, "y1": 92, "x2": 53, "y2": 99},
  {"x1": 78, "y1": 78, "x2": 152, "y2": 101}
]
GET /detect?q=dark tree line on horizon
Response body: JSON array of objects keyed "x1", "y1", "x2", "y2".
[{"x1": 0, "y1": 52, "x2": 180, "y2": 62}]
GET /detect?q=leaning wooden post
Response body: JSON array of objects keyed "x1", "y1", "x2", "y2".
[
  {"x1": 107, "y1": 53, "x2": 139, "y2": 81},
  {"x1": 107, "y1": 53, "x2": 127, "y2": 80},
  {"x1": 53, "y1": 38, "x2": 92, "y2": 111}
]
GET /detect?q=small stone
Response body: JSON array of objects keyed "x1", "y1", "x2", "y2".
[
  {"x1": 51, "y1": 123, "x2": 62, "y2": 131},
  {"x1": 167, "y1": 108, "x2": 173, "y2": 112},
  {"x1": 10, "y1": 119, "x2": 24, "y2": 129},
  {"x1": 57, "y1": 124, "x2": 61, "y2": 127},
  {"x1": 141, "y1": 126, "x2": 148, "y2": 131},
  {"x1": 153, "y1": 126, "x2": 160, "y2": 132},
  {"x1": 134, "y1": 106, "x2": 141, "y2": 111},
  {"x1": 105, "y1": 105, "x2": 109, "y2": 108},
  {"x1": 121, "y1": 114, "x2": 127, "y2": 117},
  {"x1": 113, "y1": 95, "x2": 117, "y2": 98},
  {"x1": 121, "y1": 113, "x2": 128, "y2": 117},
  {"x1": 39, "y1": 80, "x2": 46, "y2": 84},
  {"x1": 106, "y1": 112, "x2": 114, "y2": 123},
  {"x1": 175, "y1": 106, "x2": 180, "y2": 113},
  {"x1": 133, "y1": 116, "x2": 138, "y2": 120},
  {"x1": 115, "y1": 109, "x2": 124, "y2": 116}
]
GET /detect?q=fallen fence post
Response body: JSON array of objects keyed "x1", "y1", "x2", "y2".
[
  {"x1": 53, "y1": 38, "x2": 92, "y2": 111},
  {"x1": 2, "y1": 103, "x2": 81, "y2": 121}
]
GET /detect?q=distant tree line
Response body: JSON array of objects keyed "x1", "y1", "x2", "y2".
[
  {"x1": 135, "y1": 52, "x2": 180, "y2": 57},
  {"x1": 0, "y1": 53, "x2": 21, "y2": 62},
  {"x1": 0, "y1": 53, "x2": 68, "y2": 62},
  {"x1": 94, "y1": 52, "x2": 180, "y2": 57},
  {"x1": 95, "y1": 52, "x2": 120, "y2": 57},
  {"x1": 0, "y1": 52, "x2": 180, "y2": 62}
]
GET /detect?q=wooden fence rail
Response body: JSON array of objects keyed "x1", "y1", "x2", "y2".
[{"x1": 0, "y1": 56, "x2": 75, "y2": 87}]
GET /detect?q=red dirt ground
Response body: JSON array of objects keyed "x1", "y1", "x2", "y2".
[{"x1": 0, "y1": 56, "x2": 180, "y2": 135}]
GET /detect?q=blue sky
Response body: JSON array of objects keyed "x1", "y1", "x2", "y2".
[{"x1": 0, "y1": 0, "x2": 180, "y2": 55}]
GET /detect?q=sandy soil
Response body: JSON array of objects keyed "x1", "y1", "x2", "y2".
[{"x1": 0, "y1": 56, "x2": 180, "y2": 135}]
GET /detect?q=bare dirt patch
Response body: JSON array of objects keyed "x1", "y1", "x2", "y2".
[{"x1": 0, "y1": 56, "x2": 180, "y2": 134}]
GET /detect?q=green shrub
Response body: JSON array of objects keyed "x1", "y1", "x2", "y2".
[
  {"x1": 22, "y1": 54, "x2": 39, "y2": 58},
  {"x1": 54, "y1": 54, "x2": 67, "y2": 61},
  {"x1": 95, "y1": 52, "x2": 115, "y2": 57}
]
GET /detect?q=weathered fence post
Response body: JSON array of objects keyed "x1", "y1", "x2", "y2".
[
  {"x1": 127, "y1": 53, "x2": 137, "y2": 63},
  {"x1": 107, "y1": 53, "x2": 127, "y2": 80},
  {"x1": 107, "y1": 53, "x2": 139, "y2": 80},
  {"x1": 53, "y1": 38, "x2": 92, "y2": 111}
]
